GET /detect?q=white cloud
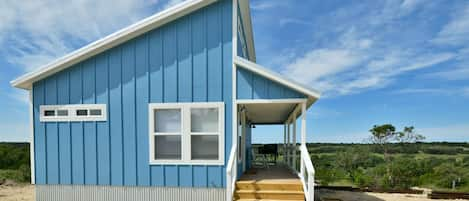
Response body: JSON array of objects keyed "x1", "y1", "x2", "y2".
[
  {"x1": 279, "y1": 18, "x2": 312, "y2": 27},
  {"x1": 283, "y1": 48, "x2": 365, "y2": 85},
  {"x1": 433, "y1": 4, "x2": 469, "y2": 46},
  {"x1": 463, "y1": 87, "x2": 469, "y2": 97},
  {"x1": 250, "y1": 1, "x2": 278, "y2": 11},
  {"x1": 164, "y1": 0, "x2": 186, "y2": 9},
  {"x1": 280, "y1": 30, "x2": 455, "y2": 97},
  {"x1": 314, "y1": 124, "x2": 469, "y2": 143},
  {"x1": 0, "y1": 122, "x2": 30, "y2": 142},
  {"x1": 392, "y1": 87, "x2": 469, "y2": 99},
  {"x1": 0, "y1": 0, "x2": 170, "y2": 72},
  {"x1": 424, "y1": 66, "x2": 469, "y2": 81},
  {"x1": 400, "y1": 0, "x2": 425, "y2": 13},
  {"x1": 8, "y1": 90, "x2": 29, "y2": 105},
  {"x1": 418, "y1": 124, "x2": 469, "y2": 142}
]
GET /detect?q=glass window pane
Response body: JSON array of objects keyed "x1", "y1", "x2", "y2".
[
  {"x1": 154, "y1": 109, "x2": 181, "y2": 133},
  {"x1": 44, "y1": 110, "x2": 55, "y2": 116},
  {"x1": 90, "y1": 109, "x2": 102, "y2": 116},
  {"x1": 76, "y1": 109, "x2": 88, "y2": 116},
  {"x1": 57, "y1": 110, "x2": 68, "y2": 116},
  {"x1": 191, "y1": 108, "x2": 218, "y2": 132},
  {"x1": 191, "y1": 135, "x2": 218, "y2": 160},
  {"x1": 155, "y1": 135, "x2": 181, "y2": 160}
]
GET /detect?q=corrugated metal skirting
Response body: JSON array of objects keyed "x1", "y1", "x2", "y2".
[{"x1": 36, "y1": 185, "x2": 225, "y2": 201}]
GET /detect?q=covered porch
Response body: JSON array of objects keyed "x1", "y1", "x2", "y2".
[
  {"x1": 228, "y1": 98, "x2": 316, "y2": 201},
  {"x1": 226, "y1": 56, "x2": 320, "y2": 201}
]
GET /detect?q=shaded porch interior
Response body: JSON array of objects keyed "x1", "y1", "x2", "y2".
[{"x1": 236, "y1": 99, "x2": 310, "y2": 181}]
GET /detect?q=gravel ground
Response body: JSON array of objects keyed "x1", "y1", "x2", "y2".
[
  {"x1": 0, "y1": 185, "x2": 467, "y2": 201},
  {"x1": 0, "y1": 184, "x2": 34, "y2": 201},
  {"x1": 317, "y1": 189, "x2": 468, "y2": 201}
]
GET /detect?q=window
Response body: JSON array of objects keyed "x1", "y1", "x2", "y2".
[
  {"x1": 57, "y1": 110, "x2": 68, "y2": 116},
  {"x1": 39, "y1": 104, "x2": 106, "y2": 122},
  {"x1": 149, "y1": 102, "x2": 224, "y2": 165},
  {"x1": 44, "y1": 110, "x2": 55, "y2": 117},
  {"x1": 76, "y1": 109, "x2": 88, "y2": 116}
]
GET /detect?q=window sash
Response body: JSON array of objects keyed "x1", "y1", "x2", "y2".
[
  {"x1": 39, "y1": 104, "x2": 106, "y2": 122},
  {"x1": 149, "y1": 102, "x2": 224, "y2": 165}
]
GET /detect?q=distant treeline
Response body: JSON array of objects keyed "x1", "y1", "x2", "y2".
[
  {"x1": 253, "y1": 142, "x2": 469, "y2": 192},
  {"x1": 306, "y1": 142, "x2": 469, "y2": 155},
  {"x1": 0, "y1": 142, "x2": 30, "y2": 183}
]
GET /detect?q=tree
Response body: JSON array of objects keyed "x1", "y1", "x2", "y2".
[
  {"x1": 335, "y1": 147, "x2": 370, "y2": 182},
  {"x1": 368, "y1": 124, "x2": 425, "y2": 189},
  {"x1": 396, "y1": 126, "x2": 425, "y2": 144},
  {"x1": 369, "y1": 124, "x2": 396, "y2": 165}
]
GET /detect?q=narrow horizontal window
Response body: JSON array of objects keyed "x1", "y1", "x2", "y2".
[
  {"x1": 76, "y1": 109, "x2": 88, "y2": 116},
  {"x1": 89, "y1": 109, "x2": 102, "y2": 116},
  {"x1": 44, "y1": 110, "x2": 55, "y2": 117},
  {"x1": 57, "y1": 110, "x2": 68, "y2": 116},
  {"x1": 40, "y1": 104, "x2": 107, "y2": 122}
]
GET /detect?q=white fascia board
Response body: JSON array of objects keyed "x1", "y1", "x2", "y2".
[
  {"x1": 238, "y1": 0, "x2": 256, "y2": 62},
  {"x1": 11, "y1": 0, "x2": 216, "y2": 90},
  {"x1": 234, "y1": 56, "x2": 321, "y2": 100},
  {"x1": 236, "y1": 98, "x2": 307, "y2": 105}
]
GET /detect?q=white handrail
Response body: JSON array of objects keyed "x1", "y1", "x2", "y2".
[
  {"x1": 299, "y1": 145, "x2": 315, "y2": 201},
  {"x1": 226, "y1": 145, "x2": 237, "y2": 201}
]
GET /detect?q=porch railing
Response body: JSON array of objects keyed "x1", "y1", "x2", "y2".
[
  {"x1": 299, "y1": 144, "x2": 315, "y2": 201},
  {"x1": 226, "y1": 145, "x2": 237, "y2": 201}
]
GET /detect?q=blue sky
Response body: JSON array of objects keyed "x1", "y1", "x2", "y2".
[{"x1": 1, "y1": 0, "x2": 468, "y2": 143}]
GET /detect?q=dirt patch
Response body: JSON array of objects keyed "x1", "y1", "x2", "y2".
[
  {"x1": 0, "y1": 184, "x2": 34, "y2": 201},
  {"x1": 317, "y1": 189, "x2": 469, "y2": 201}
]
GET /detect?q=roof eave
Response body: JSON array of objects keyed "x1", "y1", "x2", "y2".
[
  {"x1": 237, "y1": 0, "x2": 256, "y2": 62},
  {"x1": 234, "y1": 56, "x2": 321, "y2": 100},
  {"x1": 10, "y1": 0, "x2": 217, "y2": 90}
]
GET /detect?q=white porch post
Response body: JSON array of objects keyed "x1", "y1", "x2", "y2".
[
  {"x1": 300, "y1": 102, "x2": 306, "y2": 181},
  {"x1": 286, "y1": 121, "x2": 290, "y2": 166},
  {"x1": 292, "y1": 113, "x2": 297, "y2": 171},
  {"x1": 301, "y1": 102, "x2": 306, "y2": 144},
  {"x1": 283, "y1": 123, "x2": 287, "y2": 164}
]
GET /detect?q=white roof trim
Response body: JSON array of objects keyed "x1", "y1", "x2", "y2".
[
  {"x1": 11, "y1": 0, "x2": 217, "y2": 90},
  {"x1": 238, "y1": 0, "x2": 256, "y2": 62},
  {"x1": 234, "y1": 56, "x2": 321, "y2": 99}
]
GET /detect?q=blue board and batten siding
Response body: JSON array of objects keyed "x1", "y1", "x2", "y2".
[
  {"x1": 236, "y1": 67, "x2": 305, "y2": 99},
  {"x1": 32, "y1": 0, "x2": 232, "y2": 188}
]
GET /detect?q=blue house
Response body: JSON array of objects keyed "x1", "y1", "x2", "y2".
[{"x1": 11, "y1": 0, "x2": 320, "y2": 201}]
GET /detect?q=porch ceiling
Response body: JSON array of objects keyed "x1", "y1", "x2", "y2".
[{"x1": 241, "y1": 102, "x2": 297, "y2": 124}]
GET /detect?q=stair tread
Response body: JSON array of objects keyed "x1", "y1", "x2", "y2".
[
  {"x1": 235, "y1": 199, "x2": 305, "y2": 201},
  {"x1": 235, "y1": 190, "x2": 304, "y2": 194},
  {"x1": 236, "y1": 180, "x2": 303, "y2": 184}
]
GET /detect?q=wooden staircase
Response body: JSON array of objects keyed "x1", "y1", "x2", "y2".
[{"x1": 234, "y1": 179, "x2": 305, "y2": 201}]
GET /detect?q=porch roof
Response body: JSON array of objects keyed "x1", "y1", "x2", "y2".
[{"x1": 238, "y1": 99, "x2": 306, "y2": 124}]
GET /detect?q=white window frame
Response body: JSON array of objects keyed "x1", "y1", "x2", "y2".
[
  {"x1": 149, "y1": 102, "x2": 225, "y2": 165},
  {"x1": 39, "y1": 104, "x2": 107, "y2": 122}
]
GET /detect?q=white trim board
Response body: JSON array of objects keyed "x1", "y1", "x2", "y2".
[
  {"x1": 236, "y1": 98, "x2": 307, "y2": 105},
  {"x1": 28, "y1": 90, "x2": 35, "y2": 184},
  {"x1": 10, "y1": 0, "x2": 217, "y2": 90},
  {"x1": 238, "y1": 0, "x2": 256, "y2": 62},
  {"x1": 233, "y1": 56, "x2": 321, "y2": 99}
]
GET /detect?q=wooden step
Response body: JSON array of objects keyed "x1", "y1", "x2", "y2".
[
  {"x1": 235, "y1": 199, "x2": 305, "y2": 201},
  {"x1": 236, "y1": 181, "x2": 303, "y2": 191},
  {"x1": 234, "y1": 190, "x2": 305, "y2": 200}
]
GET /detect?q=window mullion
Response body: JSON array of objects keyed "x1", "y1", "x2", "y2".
[{"x1": 182, "y1": 105, "x2": 191, "y2": 162}]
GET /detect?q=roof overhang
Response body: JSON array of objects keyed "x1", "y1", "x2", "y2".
[
  {"x1": 234, "y1": 56, "x2": 321, "y2": 101},
  {"x1": 238, "y1": 0, "x2": 256, "y2": 62},
  {"x1": 10, "y1": 0, "x2": 217, "y2": 90},
  {"x1": 237, "y1": 99, "x2": 307, "y2": 124}
]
